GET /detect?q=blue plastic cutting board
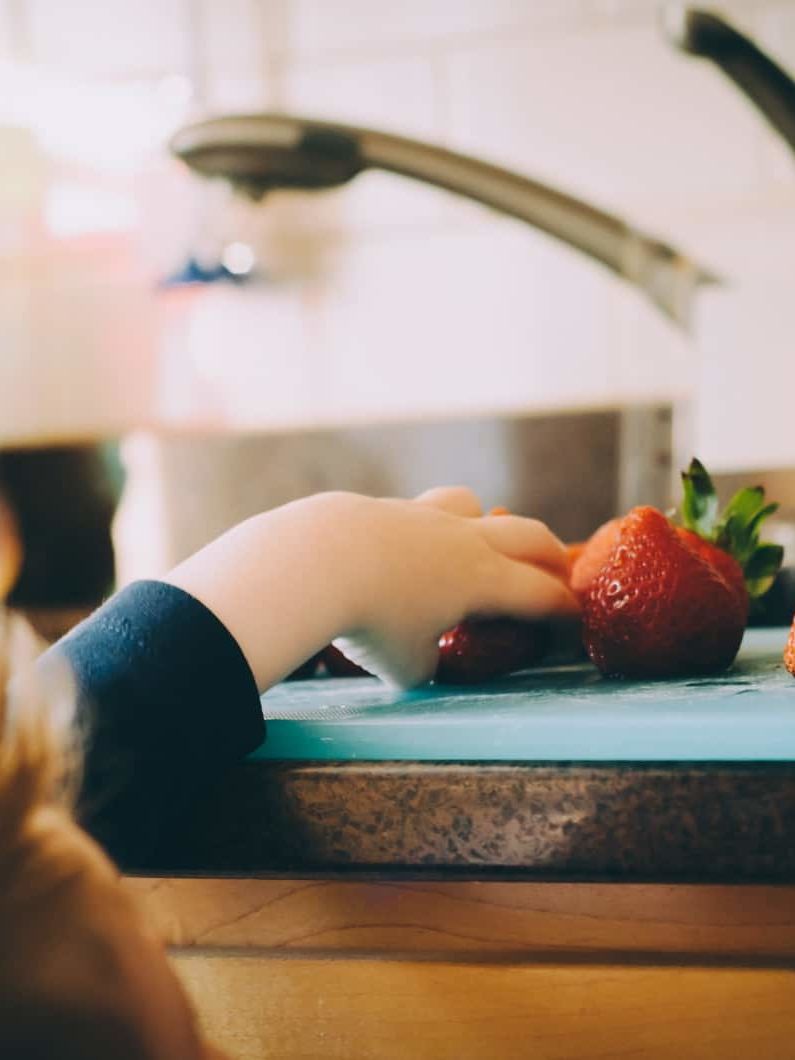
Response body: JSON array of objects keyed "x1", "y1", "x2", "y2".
[{"x1": 253, "y1": 628, "x2": 795, "y2": 762}]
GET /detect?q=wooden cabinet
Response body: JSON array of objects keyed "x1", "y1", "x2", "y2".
[{"x1": 128, "y1": 878, "x2": 795, "y2": 1059}]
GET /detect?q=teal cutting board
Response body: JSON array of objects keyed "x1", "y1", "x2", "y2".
[{"x1": 253, "y1": 628, "x2": 795, "y2": 762}]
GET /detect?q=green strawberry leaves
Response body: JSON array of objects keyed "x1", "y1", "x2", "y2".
[
  {"x1": 744, "y1": 543, "x2": 785, "y2": 598},
  {"x1": 679, "y1": 458, "x2": 783, "y2": 599},
  {"x1": 681, "y1": 458, "x2": 720, "y2": 537}
]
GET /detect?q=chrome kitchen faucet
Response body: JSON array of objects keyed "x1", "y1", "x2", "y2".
[{"x1": 170, "y1": 112, "x2": 716, "y2": 329}]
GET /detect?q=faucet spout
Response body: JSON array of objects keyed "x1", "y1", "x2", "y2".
[{"x1": 171, "y1": 113, "x2": 716, "y2": 328}]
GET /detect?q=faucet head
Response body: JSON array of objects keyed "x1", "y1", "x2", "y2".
[{"x1": 170, "y1": 115, "x2": 364, "y2": 199}]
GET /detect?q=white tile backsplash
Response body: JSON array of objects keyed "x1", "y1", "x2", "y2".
[
  {"x1": 751, "y1": 0, "x2": 795, "y2": 72},
  {"x1": 297, "y1": 219, "x2": 657, "y2": 422},
  {"x1": 283, "y1": 0, "x2": 584, "y2": 57},
  {"x1": 581, "y1": 0, "x2": 663, "y2": 22},
  {"x1": 26, "y1": 0, "x2": 192, "y2": 77},
  {"x1": 687, "y1": 201, "x2": 795, "y2": 472},
  {"x1": 198, "y1": 0, "x2": 266, "y2": 72},
  {"x1": 746, "y1": 1, "x2": 795, "y2": 186},
  {"x1": 4, "y1": 0, "x2": 795, "y2": 473},
  {"x1": 0, "y1": 1, "x2": 14, "y2": 64},
  {"x1": 282, "y1": 53, "x2": 440, "y2": 138},
  {"x1": 198, "y1": 0, "x2": 269, "y2": 108},
  {"x1": 443, "y1": 24, "x2": 768, "y2": 219},
  {"x1": 203, "y1": 71, "x2": 270, "y2": 111}
]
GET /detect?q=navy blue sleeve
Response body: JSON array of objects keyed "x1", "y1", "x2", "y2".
[{"x1": 38, "y1": 581, "x2": 265, "y2": 869}]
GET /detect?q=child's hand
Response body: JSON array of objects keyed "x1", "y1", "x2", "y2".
[
  {"x1": 165, "y1": 488, "x2": 577, "y2": 692},
  {"x1": 332, "y1": 486, "x2": 577, "y2": 687}
]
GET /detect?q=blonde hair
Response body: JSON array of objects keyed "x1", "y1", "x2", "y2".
[
  {"x1": 0, "y1": 609, "x2": 219, "y2": 1059},
  {"x1": 0, "y1": 609, "x2": 80, "y2": 883}
]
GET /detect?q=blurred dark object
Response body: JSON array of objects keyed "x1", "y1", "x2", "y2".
[
  {"x1": 322, "y1": 644, "x2": 371, "y2": 678},
  {"x1": 159, "y1": 254, "x2": 253, "y2": 289},
  {"x1": 0, "y1": 492, "x2": 22, "y2": 601},
  {"x1": 285, "y1": 651, "x2": 322, "y2": 680},
  {"x1": 748, "y1": 567, "x2": 795, "y2": 627},
  {"x1": 541, "y1": 617, "x2": 588, "y2": 664},
  {"x1": 0, "y1": 445, "x2": 122, "y2": 618},
  {"x1": 18, "y1": 605, "x2": 97, "y2": 644}
]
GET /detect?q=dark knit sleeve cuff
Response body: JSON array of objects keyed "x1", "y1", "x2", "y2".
[{"x1": 38, "y1": 580, "x2": 265, "y2": 868}]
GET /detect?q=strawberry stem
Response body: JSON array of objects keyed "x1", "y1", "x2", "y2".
[
  {"x1": 681, "y1": 458, "x2": 719, "y2": 537},
  {"x1": 679, "y1": 458, "x2": 783, "y2": 599}
]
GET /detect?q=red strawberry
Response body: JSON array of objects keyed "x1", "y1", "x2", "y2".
[
  {"x1": 582, "y1": 460, "x2": 782, "y2": 679},
  {"x1": 785, "y1": 620, "x2": 795, "y2": 677},
  {"x1": 583, "y1": 506, "x2": 747, "y2": 677},
  {"x1": 435, "y1": 618, "x2": 546, "y2": 684},
  {"x1": 570, "y1": 518, "x2": 621, "y2": 599},
  {"x1": 675, "y1": 528, "x2": 748, "y2": 614}
]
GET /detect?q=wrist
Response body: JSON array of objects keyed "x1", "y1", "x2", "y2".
[
  {"x1": 281, "y1": 491, "x2": 378, "y2": 635},
  {"x1": 164, "y1": 491, "x2": 375, "y2": 691}
]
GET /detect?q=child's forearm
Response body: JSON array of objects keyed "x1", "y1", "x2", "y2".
[{"x1": 163, "y1": 492, "x2": 369, "y2": 692}]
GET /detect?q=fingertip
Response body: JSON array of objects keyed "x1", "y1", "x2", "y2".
[
  {"x1": 479, "y1": 514, "x2": 569, "y2": 577},
  {"x1": 484, "y1": 558, "x2": 581, "y2": 620},
  {"x1": 414, "y1": 485, "x2": 483, "y2": 518},
  {"x1": 554, "y1": 580, "x2": 582, "y2": 617}
]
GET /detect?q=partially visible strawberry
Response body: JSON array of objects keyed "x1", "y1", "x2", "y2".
[
  {"x1": 430, "y1": 506, "x2": 553, "y2": 683},
  {"x1": 570, "y1": 518, "x2": 621, "y2": 598},
  {"x1": 785, "y1": 620, "x2": 795, "y2": 676},
  {"x1": 583, "y1": 460, "x2": 783, "y2": 678},
  {"x1": 435, "y1": 618, "x2": 546, "y2": 684},
  {"x1": 584, "y1": 506, "x2": 747, "y2": 677}
]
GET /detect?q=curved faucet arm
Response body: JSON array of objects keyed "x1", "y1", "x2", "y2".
[
  {"x1": 171, "y1": 114, "x2": 715, "y2": 328},
  {"x1": 666, "y1": 7, "x2": 795, "y2": 154}
]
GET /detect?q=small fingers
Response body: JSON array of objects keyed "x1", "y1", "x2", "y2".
[
  {"x1": 414, "y1": 485, "x2": 483, "y2": 518},
  {"x1": 478, "y1": 514, "x2": 569, "y2": 579},
  {"x1": 477, "y1": 555, "x2": 580, "y2": 620}
]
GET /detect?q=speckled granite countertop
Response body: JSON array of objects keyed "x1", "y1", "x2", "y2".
[
  {"x1": 131, "y1": 631, "x2": 795, "y2": 883},
  {"x1": 136, "y1": 759, "x2": 795, "y2": 882}
]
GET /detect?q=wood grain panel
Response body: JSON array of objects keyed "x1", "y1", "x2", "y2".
[
  {"x1": 173, "y1": 954, "x2": 795, "y2": 1060},
  {"x1": 127, "y1": 879, "x2": 795, "y2": 960}
]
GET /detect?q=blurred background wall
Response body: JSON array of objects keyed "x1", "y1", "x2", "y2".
[{"x1": 0, "y1": 0, "x2": 793, "y2": 583}]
